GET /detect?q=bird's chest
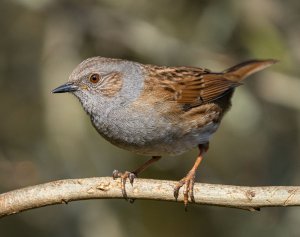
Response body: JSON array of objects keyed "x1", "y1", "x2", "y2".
[
  {"x1": 91, "y1": 108, "x2": 172, "y2": 148},
  {"x1": 90, "y1": 107, "x2": 219, "y2": 156}
]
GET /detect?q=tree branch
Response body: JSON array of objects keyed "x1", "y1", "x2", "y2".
[{"x1": 1, "y1": 177, "x2": 300, "y2": 217}]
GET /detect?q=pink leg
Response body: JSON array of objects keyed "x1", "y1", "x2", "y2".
[{"x1": 174, "y1": 143, "x2": 209, "y2": 209}]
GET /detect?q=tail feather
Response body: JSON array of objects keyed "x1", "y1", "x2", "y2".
[{"x1": 223, "y1": 59, "x2": 278, "y2": 82}]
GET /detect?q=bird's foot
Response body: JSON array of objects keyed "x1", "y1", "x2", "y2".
[
  {"x1": 174, "y1": 169, "x2": 196, "y2": 210},
  {"x1": 112, "y1": 170, "x2": 137, "y2": 199}
]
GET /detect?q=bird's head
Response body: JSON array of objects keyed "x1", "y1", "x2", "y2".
[{"x1": 52, "y1": 57, "x2": 144, "y2": 115}]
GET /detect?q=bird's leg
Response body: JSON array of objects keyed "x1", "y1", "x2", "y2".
[
  {"x1": 174, "y1": 143, "x2": 209, "y2": 209},
  {"x1": 112, "y1": 156, "x2": 161, "y2": 199}
]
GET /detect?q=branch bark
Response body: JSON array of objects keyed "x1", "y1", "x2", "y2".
[{"x1": 1, "y1": 177, "x2": 300, "y2": 217}]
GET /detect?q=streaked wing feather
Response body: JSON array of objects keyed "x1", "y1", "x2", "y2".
[
  {"x1": 176, "y1": 75, "x2": 241, "y2": 105},
  {"x1": 145, "y1": 59, "x2": 275, "y2": 109}
]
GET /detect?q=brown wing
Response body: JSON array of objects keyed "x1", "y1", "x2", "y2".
[
  {"x1": 174, "y1": 73, "x2": 241, "y2": 105},
  {"x1": 146, "y1": 65, "x2": 241, "y2": 107},
  {"x1": 145, "y1": 59, "x2": 276, "y2": 108}
]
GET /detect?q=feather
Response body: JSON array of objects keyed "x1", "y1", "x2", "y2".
[{"x1": 145, "y1": 59, "x2": 276, "y2": 108}]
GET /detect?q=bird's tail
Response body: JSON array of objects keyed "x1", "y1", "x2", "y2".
[{"x1": 223, "y1": 59, "x2": 278, "y2": 82}]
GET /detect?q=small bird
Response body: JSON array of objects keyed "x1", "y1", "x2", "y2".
[{"x1": 52, "y1": 57, "x2": 276, "y2": 207}]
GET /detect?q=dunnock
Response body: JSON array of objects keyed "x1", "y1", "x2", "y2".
[{"x1": 52, "y1": 57, "x2": 276, "y2": 207}]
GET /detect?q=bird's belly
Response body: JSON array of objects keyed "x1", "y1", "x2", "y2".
[
  {"x1": 102, "y1": 121, "x2": 219, "y2": 156},
  {"x1": 91, "y1": 106, "x2": 219, "y2": 156},
  {"x1": 129, "y1": 122, "x2": 219, "y2": 156}
]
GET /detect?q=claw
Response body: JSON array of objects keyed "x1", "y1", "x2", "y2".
[
  {"x1": 190, "y1": 178, "x2": 196, "y2": 203},
  {"x1": 128, "y1": 172, "x2": 136, "y2": 185},
  {"x1": 173, "y1": 145, "x2": 206, "y2": 209},
  {"x1": 129, "y1": 198, "x2": 135, "y2": 204},
  {"x1": 112, "y1": 170, "x2": 119, "y2": 179},
  {"x1": 112, "y1": 170, "x2": 137, "y2": 200},
  {"x1": 173, "y1": 170, "x2": 196, "y2": 209},
  {"x1": 174, "y1": 179, "x2": 185, "y2": 201},
  {"x1": 174, "y1": 188, "x2": 179, "y2": 201},
  {"x1": 111, "y1": 156, "x2": 161, "y2": 202}
]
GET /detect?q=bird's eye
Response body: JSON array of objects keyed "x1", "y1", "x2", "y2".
[{"x1": 89, "y1": 73, "x2": 100, "y2": 83}]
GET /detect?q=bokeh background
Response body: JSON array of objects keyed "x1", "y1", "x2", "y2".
[{"x1": 1, "y1": 0, "x2": 300, "y2": 236}]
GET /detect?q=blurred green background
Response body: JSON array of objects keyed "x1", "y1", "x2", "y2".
[{"x1": 1, "y1": 0, "x2": 300, "y2": 236}]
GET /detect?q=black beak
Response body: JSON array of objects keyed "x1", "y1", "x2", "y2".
[{"x1": 52, "y1": 82, "x2": 79, "y2": 93}]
